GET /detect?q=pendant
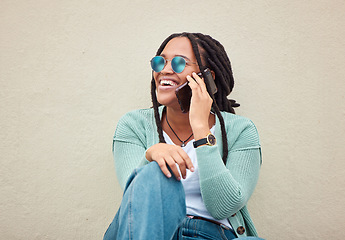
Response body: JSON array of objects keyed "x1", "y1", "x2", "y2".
[{"x1": 181, "y1": 142, "x2": 185, "y2": 147}]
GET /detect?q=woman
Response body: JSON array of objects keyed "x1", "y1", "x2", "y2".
[{"x1": 104, "y1": 32, "x2": 263, "y2": 239}]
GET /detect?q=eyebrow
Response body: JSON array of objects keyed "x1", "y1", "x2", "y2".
[{"x1": 160, "y1": 54, "x2": 192, "y2": 61}]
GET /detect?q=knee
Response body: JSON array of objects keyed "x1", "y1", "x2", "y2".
[
  {"x1": 137, "y1": 161, "x2": 169, "y2": 182},
  {"x1": 144, "y1": 160, "x2": 162, "y2": 172},
  {"x1": 136, "y1": 162, "x2": 183, "y2": 193},
  {"x1": 123, "y1": 161, "x2": 168, "y2": 191}
]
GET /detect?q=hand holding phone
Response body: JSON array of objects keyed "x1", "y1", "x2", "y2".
[{"x1": 175, "y1": 68, "x2": 217, "y2": 113}]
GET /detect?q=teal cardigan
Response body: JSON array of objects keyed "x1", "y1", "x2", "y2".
[{"x1": 113, "y1": 106, "x2": 262, "y2": 237}]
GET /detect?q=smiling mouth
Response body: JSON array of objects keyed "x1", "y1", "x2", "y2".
[{"x1": 160, "y1": 80, "x2": 178, "y2": 86}]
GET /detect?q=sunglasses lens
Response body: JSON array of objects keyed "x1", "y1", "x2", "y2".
[
  {"x1": 171, "y1": 56, "x2": 186, "y2": 73},
  {"x1": 151, "y1": 56, "x2": 165, "y2": 72}
]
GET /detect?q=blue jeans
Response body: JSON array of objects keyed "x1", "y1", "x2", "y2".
[
  {"x1": 104, "y1": 162, "x2": 186, "y2": 239},
  {"x1": 104, "y1": 162, "x2": 264, "y2": 240}
]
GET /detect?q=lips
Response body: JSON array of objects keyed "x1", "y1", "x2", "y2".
[
  {"x1": 160, "y1": 80, "x2": 177, "y2": 86},
  {"x1": 157, "y1": 77, "x2": 180, "y2": 90}
]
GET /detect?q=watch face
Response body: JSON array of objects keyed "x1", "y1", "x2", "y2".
[{"x1": 207, "y1": 134, "x2": 216, "y2": 145}]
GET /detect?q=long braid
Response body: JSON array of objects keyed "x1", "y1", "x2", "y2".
[
  {"x1": 150, "y1": 32, "x2": 239, "y2": 164},
  {"x1": 151, "y1": 78, "x2": 165, "y2": 143},
  {"x1": 211, "y1": 97, "x2": 229, "y2": 162}
]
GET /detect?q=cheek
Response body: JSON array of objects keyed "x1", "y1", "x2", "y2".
[
  {"x1": 153, "y1": 73, "x2": 159, "y2": 84},
  {"x1": 182, "y1": 67, "x2": 199, "y2": 78},
  {"x1": 178, "y1": 72, "x2": 192, "y2": 82},
  {"x1": 179, "y1": 75, "x2": 187, "y2": 82}
]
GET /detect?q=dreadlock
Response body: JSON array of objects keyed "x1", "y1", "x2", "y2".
[{"x1": 150, "y1": 32, "x2": 239, "y2": 164}]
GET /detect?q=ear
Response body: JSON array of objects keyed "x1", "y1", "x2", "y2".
[{"x1": 210, "y1": 70, "x2": 216, "y2": 80}]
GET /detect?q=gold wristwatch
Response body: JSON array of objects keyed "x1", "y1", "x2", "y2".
[{"x1": 193, "y1": 133, "x2": 216, "y2": 148}]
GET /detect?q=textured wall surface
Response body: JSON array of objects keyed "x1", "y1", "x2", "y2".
[{"x1": 1, "y1": 0, "x2": 345, "y2": 239}]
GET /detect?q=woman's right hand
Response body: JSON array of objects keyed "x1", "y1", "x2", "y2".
[{"x1": 145, "y1": 143, "x2": 194, "y2": 180}]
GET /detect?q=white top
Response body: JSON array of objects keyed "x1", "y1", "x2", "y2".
[{"x1": 163, "y1": 126, "x2": 232, "y2": 229}]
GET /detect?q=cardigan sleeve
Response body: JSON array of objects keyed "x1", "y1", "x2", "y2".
[
  {"x1": 196, "y1": 118, "x2": 262, "y2": 220},
  {"x1": 113, "y1": 113, "x2": 150, "y2": 189}
]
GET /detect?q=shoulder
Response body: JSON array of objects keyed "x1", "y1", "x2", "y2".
[
  {"x1": 115, "y1": 107, "x2": 156, "y2": 134},
  {"x1": 220, "y1": 112, "x2": 256, "y2": 129},
  {"x1": 114, "y1": 107, "x2": 158, "y2": 143},
  {"x1": 220, "y1": 112, "x2": 260, "y2": 150},
  {"x1": 119, "y1": 108, "x2": 156, "y2": 124}
]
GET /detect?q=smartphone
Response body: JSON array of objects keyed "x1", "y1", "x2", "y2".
[
  {"x1": 175, "y1": 82, "x2": 192, "y2": 113},
  {"x1": 202, "y1": 68, "x2": 218, "y2": 95},
  {"x1": 175, "y1": 68, "x2": 217, "y2": 113}
]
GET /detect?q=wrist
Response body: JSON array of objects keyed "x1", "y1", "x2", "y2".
[
  {"x1": 193, "y1": 133, "x2": 217, "y2": 148},
  {"x1": 193, "y1": 128, "x2": 211, "y2": 141}
]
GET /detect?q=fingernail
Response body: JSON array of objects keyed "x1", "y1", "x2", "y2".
[
  {"x1": 167, "y1": 173, "x2": 171, "y2": 178},
  {"x1": 177, "y1": 177, "x2": 181, "y2": 181},
  {"x1": 190, "y1": 167, "x2": 195, "y2": 172}
]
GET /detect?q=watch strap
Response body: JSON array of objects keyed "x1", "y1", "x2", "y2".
[
  {"x1": 193, "y1": 138, "x2": 208, "y2": 148},
  {"x1": 193, "y1": 133, "x2": 216, "y2": 148}
]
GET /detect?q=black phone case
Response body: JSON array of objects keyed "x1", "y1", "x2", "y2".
[
  {"x1": 202, "y1": 68, "x2": 217, "y2": 94},
  {"x1": 175, "y1": 82, "x2": 192, "y2": 113}
]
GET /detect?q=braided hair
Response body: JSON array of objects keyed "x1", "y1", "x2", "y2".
[{"x1": 150, "y1": 32, "x2": 239, "y2": 164}]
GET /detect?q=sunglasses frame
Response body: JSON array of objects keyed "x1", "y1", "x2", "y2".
[{"x1": 150, "y1": 56, "x2": 197, "y2": 73}]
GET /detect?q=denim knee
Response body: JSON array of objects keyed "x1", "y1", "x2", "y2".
[{"x1": 135, "y1": 161, "x2": 182, "y2": 191}]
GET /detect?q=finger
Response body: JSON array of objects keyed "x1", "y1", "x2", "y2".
[
  {"x1": 174, "y1": 155, "x2": 187, "y2": 179},
  {"x1": 186, "y1": 75, "x2": 199, "y2": 89},
  {"x1": 192, "y1": 72, "x2": 208, "y2": 93},
  {"x1": 187, "y1": 75, "x2": 202, "y2": 96},
  {"x1": 165, "y1": 157, "x2": 182, "y2": 181},
  {"x1": 156, "y1": 160, "x2": 172, "y2": 178},
  {"x1": 177, "y1": 149, "x2": 194, "y2": 172}
]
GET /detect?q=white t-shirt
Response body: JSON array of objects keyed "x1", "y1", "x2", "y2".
[{"x1": 163, "y1": 126, "x2": 232, "y2": 228}]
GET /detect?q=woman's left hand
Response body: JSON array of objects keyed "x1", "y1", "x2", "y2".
[{"x1": 187, "y1": 72, "x2": 213, "y2": 139}]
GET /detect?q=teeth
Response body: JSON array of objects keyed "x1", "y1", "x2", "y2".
[{"x1": 160, "y1": 80, "x2": 177, "y2": 86}]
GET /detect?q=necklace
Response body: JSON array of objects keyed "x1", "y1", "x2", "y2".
[{"x1": 165, "y1": 112, "x2": 193, "y2": 147}]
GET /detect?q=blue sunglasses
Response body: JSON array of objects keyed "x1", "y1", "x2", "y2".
[{"x1": 150, "y1": 56, "x2": 197, "y2": 73}]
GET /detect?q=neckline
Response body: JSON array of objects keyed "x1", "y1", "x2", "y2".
[{"x1": 163, "y1": 124, "x2": 216, "y2": 148}]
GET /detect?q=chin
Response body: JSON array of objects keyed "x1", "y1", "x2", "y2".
[
  {"x1": 157, "y1": 93, "x2": 174, "y2": 105},
  {"x1": 157, "y1": 99, "x2": 173, "y2": 107},
  {"x1": 157, "y1": 96, "x2": 179, "y2": 109}
]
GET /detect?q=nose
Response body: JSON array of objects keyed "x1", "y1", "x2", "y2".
[{"x1": 160, "y1": 59, "x2": 174, "y2": 74}]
